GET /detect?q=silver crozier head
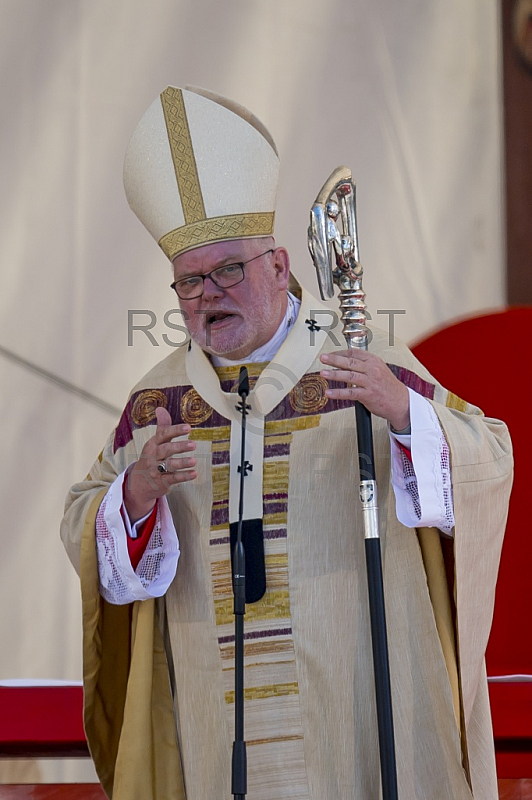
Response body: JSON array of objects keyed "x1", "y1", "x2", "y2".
[{"x1": 307, "y1": 166, "x2": 368, "y2": 350}]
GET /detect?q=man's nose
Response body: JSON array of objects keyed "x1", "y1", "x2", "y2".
[{"x1": 201, "y1": 274, "x2": 225, "y2": 299}]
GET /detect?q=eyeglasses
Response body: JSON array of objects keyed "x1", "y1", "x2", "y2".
[{"x1": 171, "y1": 249, "x2": 274, "y2": 300}]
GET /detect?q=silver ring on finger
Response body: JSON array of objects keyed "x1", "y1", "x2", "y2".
[{"x1": 157, "y1": 460, "x2": 168, "y2": 474}]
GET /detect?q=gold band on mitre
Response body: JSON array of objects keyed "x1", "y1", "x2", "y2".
[
  {"x1": 124, "y1": 86, "x2": 279, "y2": 262},
  {"x1": 158, "y1": 212, "x2": 275, "y2": 260}
]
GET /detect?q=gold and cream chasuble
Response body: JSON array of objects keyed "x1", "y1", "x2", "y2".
[{"x1": 62, "y1": 289, "x2": 513, "y2": 800}]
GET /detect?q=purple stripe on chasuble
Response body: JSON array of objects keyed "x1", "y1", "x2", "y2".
[
  {"x1": 113, "y1": 364, "x2": 435, "y2": 454},
  {"x1": 210, "y1": 505, "x2": 229, "y2": 528},
  {"x1": 113, "y1": 364, "x2": 435, "y2": 453},
  {"x1": 387, "y1": 364, "x2": 435, "y2": 400},
  {"x1": 218, "y1": 627, "x2": 293, "y2": 645},
  {"x1": 210, "y1": 529, "x2": 286, "y2": 547}
]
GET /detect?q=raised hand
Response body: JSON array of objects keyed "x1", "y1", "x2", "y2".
[{"x1": 124, "y1": 406, "x2": 197, "y2": 522}]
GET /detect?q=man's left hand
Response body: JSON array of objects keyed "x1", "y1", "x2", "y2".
[{"x1": 320, "y1": 350, "x2": 410, "y2": 431}]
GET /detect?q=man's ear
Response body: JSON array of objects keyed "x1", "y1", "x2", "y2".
[{"x1": 272, "y1": 247, "x2": 290, "y2": 289}]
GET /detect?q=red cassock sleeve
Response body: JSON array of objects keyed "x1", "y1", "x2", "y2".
[{"x1": 122, "y1": 501, "x2": 158, "y2": 570}]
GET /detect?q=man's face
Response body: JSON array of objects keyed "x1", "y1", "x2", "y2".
[{"x1": 173, "y1": 238, "x2": 290, "y2": 360}]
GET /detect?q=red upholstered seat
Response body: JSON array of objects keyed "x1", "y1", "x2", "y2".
[{"x1": 412, "y1": 307, "x2": 532, "y2": 778}]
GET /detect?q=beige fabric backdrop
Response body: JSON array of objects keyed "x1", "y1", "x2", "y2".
[{"x1": 0, "y1": 0, "x2": 503, "y2": 784}]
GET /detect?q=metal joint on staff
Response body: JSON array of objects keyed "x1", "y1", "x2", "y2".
[{"x1": 360, "y1": 479, "x2": 379, "y2": 539}]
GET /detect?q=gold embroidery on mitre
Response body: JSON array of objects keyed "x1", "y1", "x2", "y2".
[
  {"x1": 289, "y1": 374, "x2": 329, "y2": 414},
  {"x1": 159, "y1": 212, "x2": 275, "y2": 260},
  {"x1": 160, "y1": 87, "x2": 206, "y2": 225},
  {"x1": 131, "y1": 390, "x2": 168, "y2": 426},
  {"x1": 180, "y1": 387, "x2": 213, "y2": 424}
]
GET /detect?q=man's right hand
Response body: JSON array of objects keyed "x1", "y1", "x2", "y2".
[{"x1": 124, "y1": 406, "x2": 197, "y2": 522}]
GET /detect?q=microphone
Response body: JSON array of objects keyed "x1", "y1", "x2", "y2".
[{"x1": 238, "y1": 365, "x2": 250, "y2": 399}]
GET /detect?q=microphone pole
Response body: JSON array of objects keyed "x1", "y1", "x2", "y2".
[{"x1": 231, "y1": 365, "x2": 250, "y2": 800}]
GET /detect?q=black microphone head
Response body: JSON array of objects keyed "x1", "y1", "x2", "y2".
[{"x1": 238, "y1": 366, "x2": 250, "y2": 398}]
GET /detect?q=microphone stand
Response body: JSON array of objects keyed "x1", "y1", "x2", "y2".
[
  {"x1": 308, "y1": 168, "x2": 398, "y2": 800},
  {"x1": 231, "y1": 366, "x2": 250, "y2": 800}
]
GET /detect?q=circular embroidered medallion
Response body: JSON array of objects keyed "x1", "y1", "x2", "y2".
[
  {"x1": 181, "y1": 388, "x2": 213, "y2": 424},
  {"x1": 289, "y1": 375, "x2": 329, "y2": 414},
  {"x1": 131, "y1": 390, "x2": 168, "y2": 426}
]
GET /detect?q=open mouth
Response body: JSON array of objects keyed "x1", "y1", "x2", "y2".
[{"x1": 207, "y1": 311, "x2": 234, "y2": 326}]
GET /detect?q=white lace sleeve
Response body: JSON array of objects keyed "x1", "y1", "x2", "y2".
[
  {"x1": 389, "y1": 388, "x2": 455, "y2": 535},
  {"x1": 95, "y1": 469, "x2": 180, "y2": 605}
]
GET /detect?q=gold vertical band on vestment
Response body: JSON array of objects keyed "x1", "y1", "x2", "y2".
[{"x1": 160, "y1": 87, "x2": 206, "y2": 224}]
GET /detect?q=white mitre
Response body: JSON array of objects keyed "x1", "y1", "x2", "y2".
[{"x1": 123, "y1": 86, "x2": 279, "y2": 261}]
